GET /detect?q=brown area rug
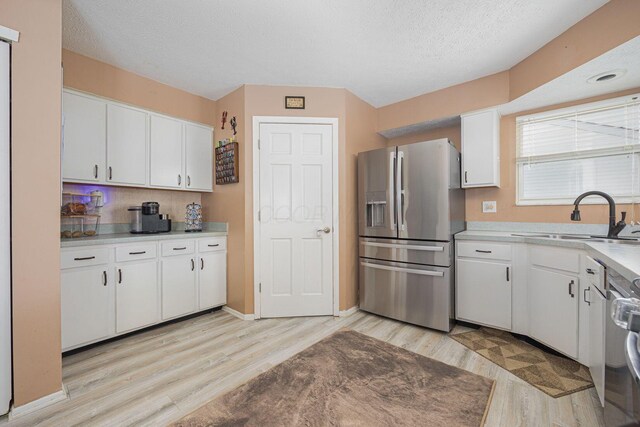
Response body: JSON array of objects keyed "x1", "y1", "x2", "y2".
[
  {"x1": 450, "y1": 327, "x2": 593, "y2": 398},
  {"x1": 173, "y1": 329, "x2": 495, "y2": 427}
]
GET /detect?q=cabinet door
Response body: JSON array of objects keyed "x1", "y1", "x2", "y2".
[
  {"x1": 61, "y1": 267, "x2": 113, "y2": 350},
  {"x1": 116, "y1": 261, "x2": 159, "y2": 333},
  {"x1": 185, "y1": 123, "x2": 213, "y2": 191},
  {"x1": 107, "y1": 104, "x2": 148, "y2": 185},
  {"x1": 461, "y1": 109, "x2": 499, "y2": 188},
  {"x1": 457, "y1": 258, "x2": 511, "y2": 330},
  {"x1": 62, "y1": 91, "x2": 106, "y2": 182},
  {"x1": 162, "y1": 256, "x2": 197, "y2": 319},
  {"x1": 150, "y1": 115, "x2": 183, "y2": 188},
  {"x1": 198, "y1": 252, "x2": 226, "y2": 309},
  {"x1": 589, "y1": 287, "x2": 606, "y2": 407},
  {"x1": 528, "y1": 266, "x2": 579, "y2": 358}
]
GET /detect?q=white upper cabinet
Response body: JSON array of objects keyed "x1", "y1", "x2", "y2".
[
  {"x1": 185, "y1": 123, "x2": 213, "y2": 191},
  {"x1": 461, "y1": 108, "x2": 500, "y2": 188},
  {"x1": 150, "y1": 114, "x2": 184, "y2": 189},
  {"x1": 62, "y1": 88, "x2": 213, "y2": 192},
  {"x1": 106, "y1": 104, "x2": 148, "y2": 186},
  {"x1": 62, "y1": 91, "x2": 106, "y2": 183}
]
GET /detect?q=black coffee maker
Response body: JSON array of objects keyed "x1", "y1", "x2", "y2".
[{"x1": 129, "y1": 202, "x2": 171, "y2": 234}]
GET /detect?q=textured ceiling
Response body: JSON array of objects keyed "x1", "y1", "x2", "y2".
[{"x1": 63, "y1": 0, "x2": 606, "y2": 107}]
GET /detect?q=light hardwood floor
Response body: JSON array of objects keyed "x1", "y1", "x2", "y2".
[{"x1": 2, "y1": 310, "x2": 604, "y2": 426}]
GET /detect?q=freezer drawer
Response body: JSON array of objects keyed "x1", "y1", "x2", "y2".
[
  {"x1": 359, "y1": 259, "x2": 453, "y2": 331},
  {"x1": 360, "y1": 238, "x2": 451, "y2": 267}
]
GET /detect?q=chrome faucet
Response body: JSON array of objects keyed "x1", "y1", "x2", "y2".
[{"x1": 571, "y1": 191, "x2": 626, "y2": 238}]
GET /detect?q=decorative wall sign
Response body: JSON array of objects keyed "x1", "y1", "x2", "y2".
[
  {"x1": 230, "y1": 116, "x2": 237, "y2": 135},
  {"x1": 285, "y1": 96, "x2": 305, "y2": 109}
]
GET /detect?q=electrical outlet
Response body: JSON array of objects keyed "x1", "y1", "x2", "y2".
[{"x1": 482, "y1": 201, "x2": 497, "y2": 213}]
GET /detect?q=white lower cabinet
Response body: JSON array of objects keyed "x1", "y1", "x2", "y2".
[
  {"x1": 528, "y1": 266, "x2": 580, "y2": 358},
  {"x1": 61, "y1": 266, "x2": 113, "y2": 350},
  {"x1": 199, "y1": 252, "x2": 227, "y2": 309},
  {"x1": 61, "y1": 236, "x2": 227, "y2": 351},
  {"x1": 162, "y1": 256, "x2": 197, "y2": 320},
  {"x1": 456, "y1": 258, "x2": 511, "y2": 330},
  {"x1": 116, "y1": 261, "x2": 160, "y2": 333}
]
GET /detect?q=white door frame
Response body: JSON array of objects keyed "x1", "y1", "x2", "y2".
[{"x1": 252, "y1": 116, "x2": 340, "y2": 319}]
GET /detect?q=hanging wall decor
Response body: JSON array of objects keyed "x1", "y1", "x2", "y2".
[
  {"x1": 221, "y1": 110, "x2": 228, "y2": 129},
  {"x1": 230, "y1": 116, "x2": 237, "y2": 135},
  {"x1": 215, "y1": 139, "x2": 239, "y2": 184}
]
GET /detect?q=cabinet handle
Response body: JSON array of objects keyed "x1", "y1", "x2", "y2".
[
  {"x1": 94, "y1": 164, "x2": 98, "y2": 179},
  {"x1": 191, "y1": 258, "x2": 195, "y2": 271},
  {"x1": 568, "y1": 280, "x2": 575, "y2": 298},
  {"x1": 506, "y1": 266, "x2": 510, "y2": 282},
  {"x1": 108, "y1": 166, "x2": 113, "y2": 180},
  {"x1": 201, "y1": 258, "x2": 204, "y2": 270},
  {"x1": 118, "y1": 268, "x2": 122, "y2": 284},
  {"x1": 74, "y1": 256, "x2": 95, "y2": 261},
  {"x1": 464, "y1": 171, "x2": 468, "y2": 183},
  {"x1": 129, "y1": 251, "x2": 146, "y2": 255},
  {"x1": 208, "y1": 244, "x2": 219, "y2": 247},
  {"x1": 173, "y1": 247, "x2": 187, "y2": 251},
  {"x1": 187, "y1": 175, "x2": 191, "y2": 187},
  {"x1": 584, "y1": 287, "x2": 591, "y2": 305},
  {"x1": 586, "y1": 268, "x2": 595, "y2": 275},
  {"x1": 102, "y1": 271, "x2": 107, "y2": 287},
  {"x1": 475, "y1": 250, "x2": 492, "y2": 254},
  {"x1": 178, "y1": 174, "x2": 181, "y2": 185}
]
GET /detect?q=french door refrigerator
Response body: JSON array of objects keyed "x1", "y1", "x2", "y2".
[
  {"x1": 358, "y1": 138, "x2": 465, "y2": 331},
  {"x1": 0, "y1": 40, "x2": 10, "y2": 415}
]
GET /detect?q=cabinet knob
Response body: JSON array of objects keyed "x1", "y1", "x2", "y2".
[
  {"x1": 568, "y1": 280, "x2": 575, "y2": 298},
  {"x1": 103, "y1": 271, "x2": 107, "y2": 287},
  {"x1": 178, "y1": 174, "x2": 182, "y2": 185}
]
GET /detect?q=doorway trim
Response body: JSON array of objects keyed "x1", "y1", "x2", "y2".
[{"x1": 252, "y1": 116, "x2": 340, "y2": 319}]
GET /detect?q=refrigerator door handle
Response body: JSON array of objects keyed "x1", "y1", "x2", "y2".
[
  {"x1": 396, "y1": 150, "x2": 405, "y2": 231},
  {"x1": 361, "y1": 241, "x2": 444, "y2": 251},
  {"x1": 389, "y1": 151, "x2": 396, "y2": 231},
  {"x1": 360, "y1": 261, "x2": 444, "y2": 277}
]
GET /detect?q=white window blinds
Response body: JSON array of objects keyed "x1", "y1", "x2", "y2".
[{"x1": 516, "y1": 95, "x2": 640, "y2": 205}]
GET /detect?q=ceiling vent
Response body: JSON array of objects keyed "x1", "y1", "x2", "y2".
[{"x1": 587, "y1": 69, "x2": 626, "y2": 84}]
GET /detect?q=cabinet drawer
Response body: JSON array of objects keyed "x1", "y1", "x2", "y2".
[
  {"x1": 61, "y1": 247, "x2": 110, "y2": 269},
  {"x1": 116, "y1": 243, "x2": 157, "y2": 262},
  {"x1": 198, "y1": 237, "x2": 227, "y2": 253},
  {"x1": 161, "y1": 240, "x2": 195, "y2": 257},
  {"x1": 530, "y1": 245, "x2": 580, "y2": 273},
  {"x1": 457, "y1": 241, "x2": 511, "y2": 261}
]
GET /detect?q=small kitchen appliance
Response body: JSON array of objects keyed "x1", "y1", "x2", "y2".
[
  {"x1": 185, "y1": 202, "x2": 203, "y2": 232},
  {"x1": 129, "y1": 202, "x2": 171, "y2": 234}
]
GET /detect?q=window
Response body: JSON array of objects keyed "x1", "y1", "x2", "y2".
[{"x1": 516, "y1": 94, "x2": 640, "y2": 205}]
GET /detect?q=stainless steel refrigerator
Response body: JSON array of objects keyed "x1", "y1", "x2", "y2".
[{"x1": 358, "y1": 138, "x2": 465, "y2": 331}]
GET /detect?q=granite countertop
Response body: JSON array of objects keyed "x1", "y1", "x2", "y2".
[
  {"x1": 456, "y1": 230, "x2": 640, "y2": 283},
  {"x1": 61, "y1": 223, "x2": 228, "y2": 248}
]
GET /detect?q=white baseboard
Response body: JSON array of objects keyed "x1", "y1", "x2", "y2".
[
  {"x1": 222, "y1": 306, "x2": 255, "y2": 321},
  {"x1": 339, "y1": 306, "x2": 359, "y2": 317},
  {"x1": 10, "y1": 386, "x2": 68, "y2": 419}
]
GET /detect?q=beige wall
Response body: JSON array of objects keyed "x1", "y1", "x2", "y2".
[
  {"x1": 387, "y1": 125, "x2": 461, "y2": 151},
  {"x1": 465, "y1": 88, "x2": 640, "y2": 224},
  {"x1": 0, "y1": 0, "x2": 64, "y2": 406},
  {"x1": 201, "y1": 86, "x2": 246, "y2": 313},
  {"x1": 62, "y1": 50, "x2": 217, "y2": 126}
]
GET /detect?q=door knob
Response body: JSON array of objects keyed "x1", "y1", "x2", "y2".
[{"x1": 317, "y1": 226, "x2": 331, "y2": 235}]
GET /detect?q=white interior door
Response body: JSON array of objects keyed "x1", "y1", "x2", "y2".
[{"x1": 259, "y1": 123, "x2": 334, "y2": 317}]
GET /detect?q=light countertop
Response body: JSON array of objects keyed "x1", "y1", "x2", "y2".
[
  {"x1": 61, "y1": 229, "x2": 227, "y2": 248},
  {"x1": 456, "y1": 230, "x2": 640, "y2": 283}
]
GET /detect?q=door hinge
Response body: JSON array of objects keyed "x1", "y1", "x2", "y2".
[
  {"x1": 258, "y1": 139, "x2": 260, "y2": 149},
  {"x1": 258, "y1": 210, "x2": 261, "y2": 221},
  {"x1": 259, "y1": 283, "x2": 262, "y2": 292}
]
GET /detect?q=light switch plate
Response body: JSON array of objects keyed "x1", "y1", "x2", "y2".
[{"x1": 482, "y1": 201, "x2": 497, "y2": 213}]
